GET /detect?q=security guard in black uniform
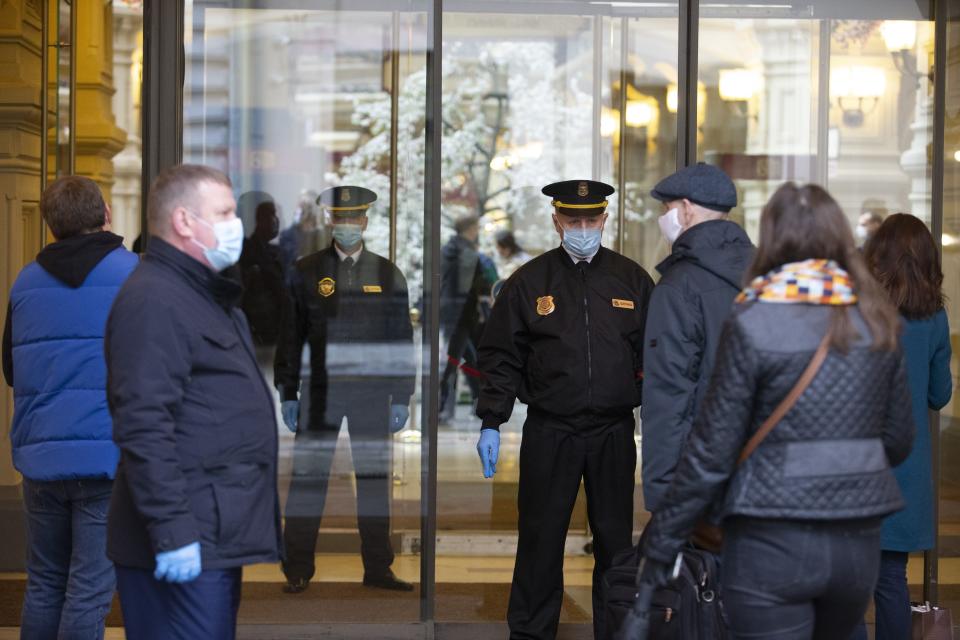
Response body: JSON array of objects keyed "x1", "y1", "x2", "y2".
[
  {"x1": 476, "y1": 180, "x2": 654, "y2": 639},
  {"x1": 275, "y1": 186, "x2": 415, "y2": 593}
]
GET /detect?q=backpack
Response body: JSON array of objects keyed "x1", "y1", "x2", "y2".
[{"x1": 600, "y1": 543, "x2": 727, "y2": 640}]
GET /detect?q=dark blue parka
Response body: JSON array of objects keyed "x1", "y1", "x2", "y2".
[{"x1": 105, "y1": 238, "x2": 281, "y2": 570}]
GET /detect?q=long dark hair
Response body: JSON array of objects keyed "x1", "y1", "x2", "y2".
[
  {"x1": 864, "y1": 213, "x2": 944, "y2": 319},
  {"x1": 748, "y1": 183, "x2": 900, "y2": 352}
]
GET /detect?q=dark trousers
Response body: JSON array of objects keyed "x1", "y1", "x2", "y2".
[
  {"x1": 508, "y1": 416, "x2": 636, "y2": 640},
  {"x1": 723, "y1": 517, "x2": 882, "y2": 640},
  {"x1": 20, "y1": 478, "x2": 116, "y2": 640},
  {"x1": 850, "y1": 551, "x2": 911, "y2": 640},
  {"x1": 115, "y1": 566, "x2": 242, "y2": 640},
  {"x1": 283, "y1": 386, "x2": 394, "y2": 581}
]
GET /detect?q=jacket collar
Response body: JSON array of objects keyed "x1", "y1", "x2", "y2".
[
  {"x1": 554, "y1": 244, "x2": 607, "y2": 271},
  {"x1": 146, "y1": 237, "x2": 242, "y2": 309},
  {"x1": 36, "y1": 231, "x2": 124, "y2": 288}
]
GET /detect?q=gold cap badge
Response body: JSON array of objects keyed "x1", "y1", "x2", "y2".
[
  {"x1": 577, "y1": 182, "x2": 589, "y2": 197},
  {"x1": 536, "y1": 295, "x2": 555, "y2": 316},
  {"x1": 318, "y1": 277, "x2": 336, "y2": 297},
  {"x1": 341, "y1": 189, "x2": 351, "y2": 203}
]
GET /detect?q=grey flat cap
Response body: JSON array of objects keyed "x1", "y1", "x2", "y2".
[{"x1": 650, "y1": 162, "x2": 737, "y2": 213}]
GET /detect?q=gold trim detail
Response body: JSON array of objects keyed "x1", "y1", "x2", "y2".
[
  {"x1": 325, "y1": 204, "x2": 371, "y2": 212},
  {"x1": 550, "y1": 200, "x2": 608, "y2": 210}
]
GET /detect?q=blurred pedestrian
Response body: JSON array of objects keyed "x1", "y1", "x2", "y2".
[{"x1": 494, "y1": 229, "x2": 531, "y2": 280}]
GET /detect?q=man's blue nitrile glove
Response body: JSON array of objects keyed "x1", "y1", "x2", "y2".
[
  {"x1": 390, "y1": 404, "x2": 409, "y2": 433},
  {"x1": 154, "y1": 541, "x2": 202, "y2": 583},
  {"x1": 281, "y1": 400, "x2": 299, "y2": 433},
  {"x1": 476, "y1": 429, "x2": 500, "y2": 479}
]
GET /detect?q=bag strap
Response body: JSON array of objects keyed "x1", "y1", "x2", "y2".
[{"x1": 737, "y1": 328, "x2": 833, "y2": 466}]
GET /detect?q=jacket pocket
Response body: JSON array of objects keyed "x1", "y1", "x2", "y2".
[
  {"x1": 210, "y1": 463, "x2": 274, "y2": 559},
  {"x1": 200, "y1": 330, "x2": 239, "y2": 351}
]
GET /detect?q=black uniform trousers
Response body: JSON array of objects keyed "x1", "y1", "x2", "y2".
[
  {"x1": 282, "y1": 382, "x2": 394, "y2": 581},
  {"x1": 508, "y1": 413, "x2": 636, "y2": 640}
]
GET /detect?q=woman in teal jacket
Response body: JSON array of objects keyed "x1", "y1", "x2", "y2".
[{"x1": 853, "y1": 213, "x2": 954, "y2": 640}]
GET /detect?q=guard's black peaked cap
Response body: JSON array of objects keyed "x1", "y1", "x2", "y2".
[
  {"x1": 317, "y1": 186, "x2": 377, "y2": 216},
  {"x1": 542, "y1": 179, "x2": 614, "y2": 217},
  {"x1": 650, "y1": 162, "x2": 737, "y2": 213}
]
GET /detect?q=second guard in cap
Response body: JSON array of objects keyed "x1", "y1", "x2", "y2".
[
  {"x1": 475, "y1": 179, "x2": 654, "y2": 639},
  {"x1": 274, "y1": 185, "x2": 416, "y2": 593}
]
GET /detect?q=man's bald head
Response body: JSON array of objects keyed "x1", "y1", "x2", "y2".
[{"x1": 147, "y1": 164, "x2": 232, "y2": 238}]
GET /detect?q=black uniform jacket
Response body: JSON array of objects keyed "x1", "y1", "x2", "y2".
[
  {"x1": 275, "y1": 245, "x2": 416, "y2": 411},
  {"x1": 477, "y1": 246, "x2": 654, "y2": 431},
  {"x1": 105, "y1": 238, "x2": 281, "y2": 570}
]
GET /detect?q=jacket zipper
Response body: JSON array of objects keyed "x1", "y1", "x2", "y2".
[{"x1": 581, "y1": 266, "x2": 593, "y2": 408}]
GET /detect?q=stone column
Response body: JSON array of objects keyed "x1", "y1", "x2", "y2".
[{"x1": 111, "y1": 0, "x2": 142, "y2": 248}]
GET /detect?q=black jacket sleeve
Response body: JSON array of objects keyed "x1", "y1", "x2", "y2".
[
  {"x1": 643, "y1": 315, "x2": 759, "y2": 564},
  {"x1": 389, "y1": 267, "x2": 416, "y2": 403},
  {"x1": 640, "y1": 283, "x2": 703, "y2": 512},
  {"x1": 883, "y1": 349, "x2": 915, "y2": 468},
  {"x1": 274, "y1": 267, "x2": 310, "y2": 401},
  {"x1": 106, "y1": 291, "x2": 200, "y2": 554},
  {"x1": 476, "y1": 279, "x2": 529, "y2": 430},
  {"x1": 2, "y1": 301, "x2": 12, "y2": 387}
]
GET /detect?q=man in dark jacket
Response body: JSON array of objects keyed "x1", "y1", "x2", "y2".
[
  {"x1": 641, "y1": 163, "x2": 754, "y2": 514},
  {"x1": 476, "y1": 180, "x2": 654, "y2": 640},
  {"x1": 275, "y1": 186, "x2": 416, "y2": 593},
  {"x1": 105, "y1": 164, "x2": 281, "y2": 638},
  {"x1": 239, "y1": 199, "x2": 285, "y2": 349},
  {"x1": 3, "y1": 176, "x2": 137, "y2": 639}
]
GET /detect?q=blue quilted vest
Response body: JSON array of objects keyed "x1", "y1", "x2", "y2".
[{"x1": 9, "y1": 247, "x2": 138, "y2": 480}]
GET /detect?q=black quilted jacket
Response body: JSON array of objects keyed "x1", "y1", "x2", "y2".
[{"x1": 643, "y1": 301, "x2": 914, "y2": 565}]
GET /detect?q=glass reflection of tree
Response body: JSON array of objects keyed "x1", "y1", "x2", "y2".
[{"x1": 331, "y1": 40, "x2": 593, "y2": 293}]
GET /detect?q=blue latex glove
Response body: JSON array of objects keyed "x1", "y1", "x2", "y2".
[
  {"x1": 154, "y1": 541, "x2": 201, "y2": 583},
  {"x1": 390, "y1": 404, "x2": 409, "y2": 433},
  {"x1": 281, "y1": 400, "x2": 299, "y2": 433},
  {"x1": 476, "y1": 429, "x2": 500, "y2": 479}
]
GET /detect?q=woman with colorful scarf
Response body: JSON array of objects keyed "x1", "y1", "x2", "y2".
[{"x1": 637, "y1": 183, "x2": 914, "y2": 639}]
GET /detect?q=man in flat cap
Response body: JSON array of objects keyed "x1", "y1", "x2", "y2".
[
  {"x1": 275, "y1": 185, "x2": 415, "y2": 593},
  {"x1": 641, "y1": 162, "x2": 753, "y2": 518},
  {"x1": 475, "y1": 179, "x2": 654, "y2": 639}
]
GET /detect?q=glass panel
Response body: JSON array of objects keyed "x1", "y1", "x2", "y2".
[
  {"x1": 940, "y1": 0, "x2": 960, "y2": 619},
  {"x1": 698, "y1": 1, "x2": 933, "y2": 244},
  {"x1": 183, "y1": 1, "x2": 430, "y2": 624},
  {"x1": 436, "y1": 2, "x2": 678, "y2": 626}
]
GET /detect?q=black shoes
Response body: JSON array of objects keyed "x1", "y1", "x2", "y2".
[
  {"x1": 362, "y1": 569, "x2": 414, "y2": 591},
  {"x1": 283, "y1": 577, "x2": 309, "y2": 594}
]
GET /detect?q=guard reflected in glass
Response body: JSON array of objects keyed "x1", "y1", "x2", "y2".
[{"x1": 274, "y1": 186, "x2": 416, "y2": 594}]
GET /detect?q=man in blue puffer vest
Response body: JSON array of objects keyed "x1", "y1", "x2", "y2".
[{"x1": 2, "y1": 176, "x2": 137, "y2": 639}]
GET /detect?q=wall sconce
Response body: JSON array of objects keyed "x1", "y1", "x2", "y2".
[
  {"x1": 880, "y1": 20, "x2": 930, "y2": 86},
  {"x1": 625, "y1": 100, "x2": 655, "y2": 128},
  {"x1": 830, "y1": 65, "x2": 885, "y2": 128},
  {"x1": 718, "y1": 68, "x2": 761, "y2": 102}
]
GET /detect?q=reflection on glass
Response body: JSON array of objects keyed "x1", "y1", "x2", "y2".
[{"x1": 184, "y1": 3, "x2": 428, "y2": 624}]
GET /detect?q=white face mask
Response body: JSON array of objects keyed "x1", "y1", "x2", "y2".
[
  {"x1": 190, "y1": 213, "x2": 244, "y2": 271},
  {"x1": 855, "y1": 225, "x2": 869, "y2": 241},
  {"x1": 658, "y1": 207, "x2": 684, "y2": 245}
]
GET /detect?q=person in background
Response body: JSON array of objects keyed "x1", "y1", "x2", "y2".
[
  {"x1": 639, "y1": 183, "x2": 913, "y2": 640},
  {"x1": 279, "y1": 188, "x2": 329, "y2": 281},
  {"x1": 851, "y1": 214, "x2": 953, "y2": 640},
  {"x1": 2, "y1": 176, "x2": 137, "y2": 640},
  {"x1": 239, "y1": 199, "x2": 285, "y2": 353},
  {"x1": 477, "y1": 180, "x2": 654, "y2": 639},
  {"x1": 856, "y1": 199, "x2": 887, "y2": 248},
  {"x1": 275, "y1": 186, "x2": 415, "y2": 594},
  {"x1": 105, "y1": 164, "x2": 281, "y2": 639},
  {"x1": 439, "y1": 214, "x2": 497, "y2": 422},
  {"x1": 494, "y1": 229, "x2": 532, "y2": 280},
  {"x1": 641, "y1": 162, "x2": 753, "y2": 516}
]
